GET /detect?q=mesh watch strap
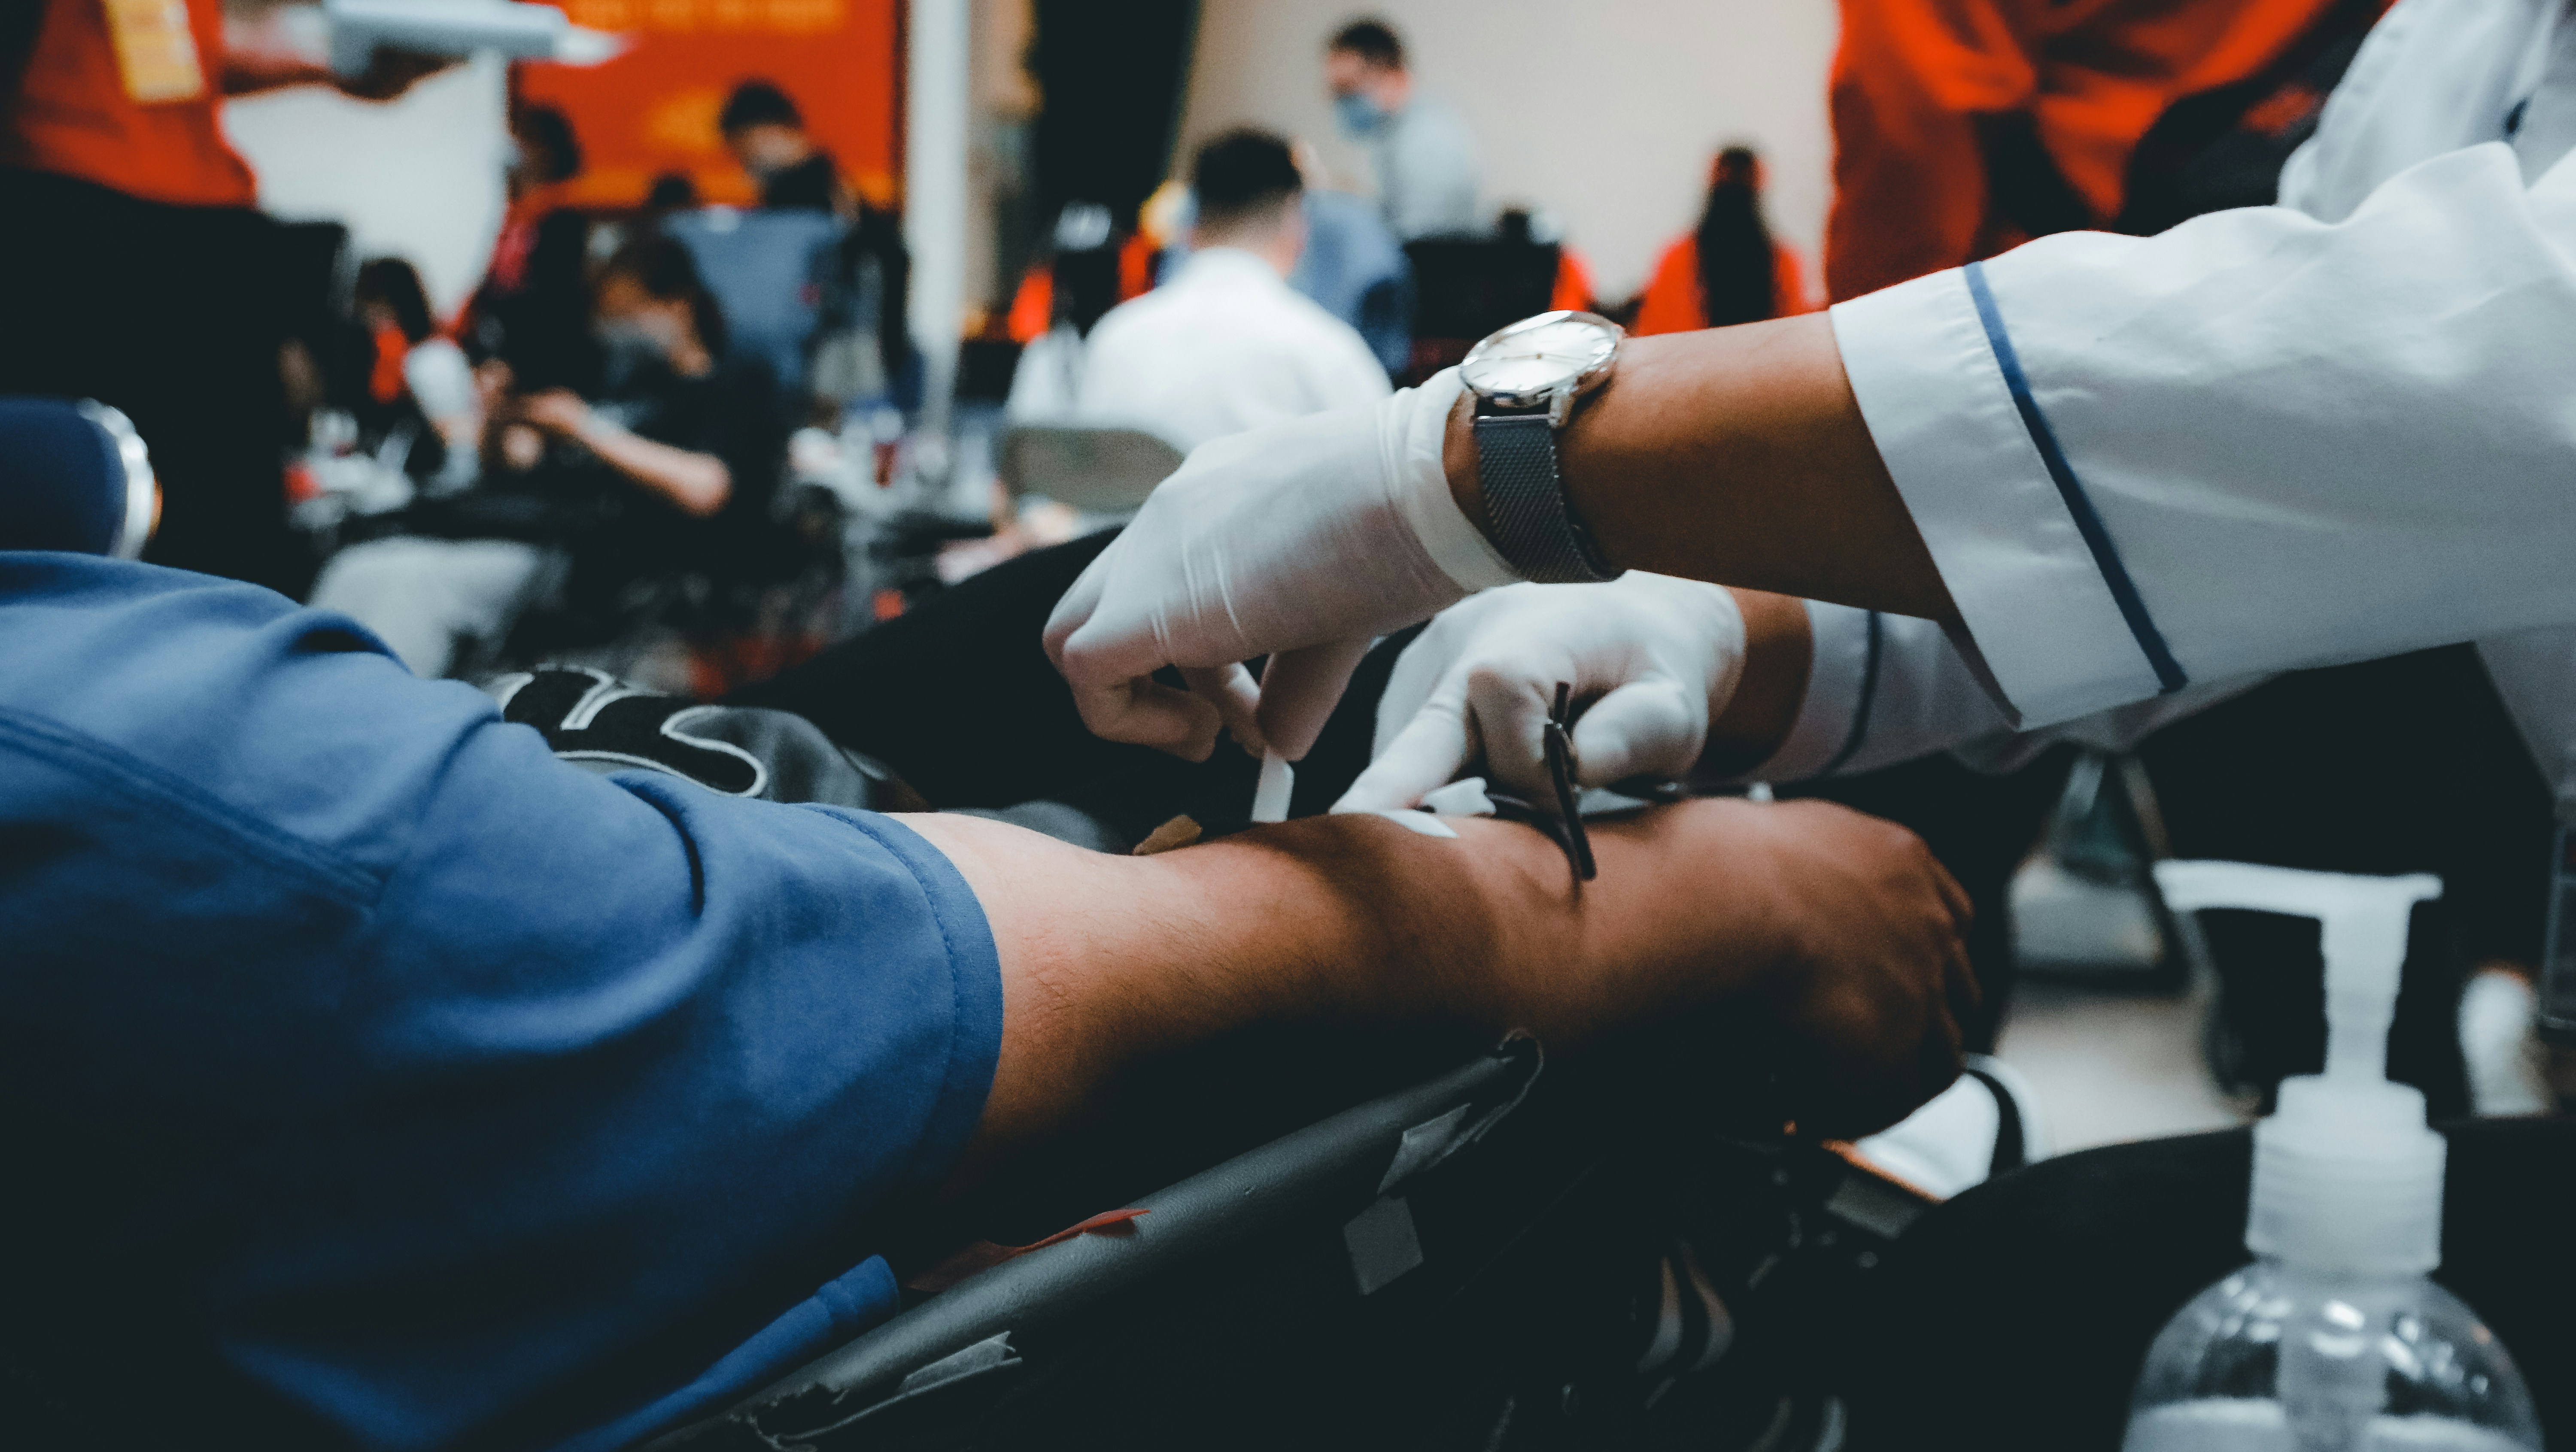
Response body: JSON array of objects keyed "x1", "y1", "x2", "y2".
[{"x1": 1474, "y1": 412, "x2": 1620, "y2": 584}]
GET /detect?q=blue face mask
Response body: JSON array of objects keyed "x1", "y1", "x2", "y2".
[{"x1": 1333, "y1": 91, "x2": 1387, "y2": 138}]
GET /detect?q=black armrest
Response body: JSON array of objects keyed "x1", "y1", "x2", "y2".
[{"x1": 648, "y1": 1037, "x2": 1545, "y2": 1450}]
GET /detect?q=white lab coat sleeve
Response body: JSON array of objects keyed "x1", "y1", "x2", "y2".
[
  {"x1": 1830, "y1": 138, "x2": 2576, "y2": 729},
  {"x1": 1707, "y1": 598, "x2": 2265, "y2": 786},
  {"x1": 1711, "y1": 600, "x2": 1878, "y2": 784},
  {"x1": 1707, "y1": 602, "x2": 2009, "y2": 785}
]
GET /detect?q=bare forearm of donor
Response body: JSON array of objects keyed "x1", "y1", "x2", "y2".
[{"x1": 900, "y1": 797, "x2": 1975, "y2": 1193}]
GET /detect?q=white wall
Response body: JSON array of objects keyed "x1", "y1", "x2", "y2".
[
  {"x1": 224, "y1": 54, "x2": 513, "y2": 317},
  {"x1": 1177, "y1": 0, "x2": 1840, "y2": 300}
]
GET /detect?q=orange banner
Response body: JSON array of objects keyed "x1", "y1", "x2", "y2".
[{"x1": 517, "y1": 0, "x2": 900, "y2": 209}]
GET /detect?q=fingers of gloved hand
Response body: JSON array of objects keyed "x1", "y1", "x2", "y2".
[
  {"x1": 1333, "y1": 682, "x2": 1475, "y2": 811},
  {"x1": 1462, "y1": 662, "x2": 1567, "y2": 802},
  {"x1": 1066, "y1": 674, "x2": 1224, "y2": 761},
  {"x1": 1253, "y1": 635, "x2": 1377, "y2": 762},
  {"x1": 1566, "y1": 676, "x2": 1708, "y2": 788},
  {"x1": 1041, "y1": 543, "x2": 1114, "y2": 672},
  {"x1": 1179, "y1": 664, "x2": 1265, "y2": 758},
  {"x1": 1055, "y1": 605, "x2": 1201, "y2": 715},
  {"x1": 1369, "y1": 601, "x2": 1488, "y2": 758}
]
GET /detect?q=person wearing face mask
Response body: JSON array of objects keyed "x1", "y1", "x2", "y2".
[
  {"x1": 719, "y1": 79, "x2": 848, "y2": 214},
  {"x1": 1324, "y1": 18, "x2": 1481, "y2": 242},
  {"x1": 308, "y1": 237, "x2": 781, "y2": 676}
]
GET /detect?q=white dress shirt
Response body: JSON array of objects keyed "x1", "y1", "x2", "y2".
[
  {"x1": 1747, "y1": 0, "x2": 2576, "y2": 802},
  {"x1": 1075, "y1": 246, "x2": 1392, "y2": 454}
]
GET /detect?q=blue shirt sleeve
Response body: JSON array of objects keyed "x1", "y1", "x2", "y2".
[{"x1": 0, "y1": 557, "x2": 1002, "y2": 1449}]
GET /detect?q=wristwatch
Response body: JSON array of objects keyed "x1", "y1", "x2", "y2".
[{"x1": 1457, "y1": 309, "x2": 1625, "y2": 584}]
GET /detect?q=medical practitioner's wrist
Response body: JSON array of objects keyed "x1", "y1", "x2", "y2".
[
  {"x1": 1442, "y1": 385, "x2": 1485, "y2": 544},
  {"x1": 1393, "y1": 370, "x2": 1516, "y2": 593},
  {"x1": 1701, "y1": 589, "x2": 1813, "y2": 775}
]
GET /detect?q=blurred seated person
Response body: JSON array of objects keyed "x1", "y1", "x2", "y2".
[
  {"x1": 353, "y1": 257, "x2": 477, "y2": 485},
  {"x1": 309, "y1": 236, "x2": 779, "y2": 675},
  {"x1": 463, "y1": 103, "x2": 598, "y2": 394},
  {"x1": 1494, "y1": 206, "x2": 1601, "y2": 315},
  {"x1": 1003, "y1": 202, "x2": 1126, "y2": 422},
  {"x1": 1003, "y1": 192, "x2": 1163, "y2": 348},
  {"x1": 1075, "y1": 129, "x2": 1390, "y2": 453},
  {"x1": 3, "y1": 468, "x2": 1973, "y2": 1446},
  {"x1": 1632, "y1": 146, "x2": 1816, "y2": 335},
  {"x1": 719, "y1": 78, "x2": 913, "y2": 416}
]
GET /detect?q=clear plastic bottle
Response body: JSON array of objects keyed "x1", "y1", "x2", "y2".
[
  {"x1": 2121, "y1": 864, "x2": 2541, "y2": 1452},
  {"x1": 2124, "y1": 1258, "x2": 2538, "y2": 1452}
]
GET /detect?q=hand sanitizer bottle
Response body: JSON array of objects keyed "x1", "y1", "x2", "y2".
[{"x1": 2121, "y1": 863, "x2": 2542, "y2": 1452}]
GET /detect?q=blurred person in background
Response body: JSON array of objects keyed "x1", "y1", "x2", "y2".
[
  {"x1": 719, "y1": 78, "x2": 912, "y2": 417},
  {"x1": 1002, "y1": 202, "x2": 1125, "y2": 423},
  {"x1": 1285, "y1": 138, "x2": 1410, "y2": 377},
  {"x1": 1633, "y1": 146, "x2": 1815, "y2": 335},
  {"x1": 312, "y1": 236, "x2": 780, "y2": 676},
  {"x1": 1075, "y1": 129, "x2": 1389, "y2": 454},
  {"x1": 1006, "y1": 186, "x2": 1166, "y2": 347},
  {"x1": 1324, "y1": 17, "x2": 1480, "y2": 241},
  {"x1": 720, "y1": 77, "x2": 847, "y2": 214},
  {"x1": 353, "y1": 257, "x2": 477, "y2": 481},
  {"x1": 464, "y1": 102, "x2": 598, "y2": 395},
  {"x1": 0, "y1": 0, "x2": 441, "y2": 594},
  {"x1": 1497, "y1": 206, "x2": 1601, "y2": 315}
]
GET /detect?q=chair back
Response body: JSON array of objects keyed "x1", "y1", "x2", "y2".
[
  {"x1": 1400, "y1": 237, "x2": 1561, "y2": 384},
  {"x1": 995, "y1": 425, "x2": 1184, "y2": 514}
]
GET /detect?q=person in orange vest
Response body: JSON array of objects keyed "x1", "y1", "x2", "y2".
[
  {"x1": 1824, "y1": 0, "x2": 2392, "y2": 302},
  {"x1": 1631, "y1": 146, "x2": 1815, "y2": 336},
  {"x1": 0, "y1": 0, "x2": 444, "y2": 594}
]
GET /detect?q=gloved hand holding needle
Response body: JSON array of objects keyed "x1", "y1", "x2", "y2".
[{"x1": 1333, "y1": 575, "x2": 1751, "y2": 813}]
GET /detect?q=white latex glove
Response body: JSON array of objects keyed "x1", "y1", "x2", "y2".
[
  {"x1": 1043, "y1": 370, "x2": 1518, "y2": 762},
  {"x1": 1333, "y1": 574, "x2": 1747, "y2": 812}
]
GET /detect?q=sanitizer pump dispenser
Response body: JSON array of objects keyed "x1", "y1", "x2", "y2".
[{"x1": 2121, "y1": 863, "x2": 2540, "y2": 1452}]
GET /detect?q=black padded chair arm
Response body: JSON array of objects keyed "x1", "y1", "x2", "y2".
[{"x1": 647, "y1": 1037, "x2": 1543, "y2": 1450}]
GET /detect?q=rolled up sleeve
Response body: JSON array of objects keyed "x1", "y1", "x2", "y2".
[
  {"x1": 1832, "y1": 139, "x2": 2576, "y2": 728},
  {"x1": 1831, "y1": 266, "x2": 2175, "y2": 728}
]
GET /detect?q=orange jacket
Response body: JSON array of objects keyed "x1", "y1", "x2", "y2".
[
  {"x1": 1551, "y1": 248, "x2": 1596, "y2": 314},
  {"x1": 1825, "y1": 0, "x2": 2378, "y2": 301},
  {"x1": 4, "y1": 0, "x2": 258, "y2": 208},
  {"x1": 1631, "y1": 235, "x2": 1815, "y2": 336}
]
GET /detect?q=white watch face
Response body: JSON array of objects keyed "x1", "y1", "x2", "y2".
[{"x1": 1460, "y1": 311, "x2": 1621, "y2": 403}]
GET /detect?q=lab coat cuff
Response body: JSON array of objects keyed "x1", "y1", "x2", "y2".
[
  {"x1": 1717, "y1": 600, "x2": 1878, "y2": 785},
  {"x1": 1831, "y1": 267, "x2": 2170, "y2": 728}
]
